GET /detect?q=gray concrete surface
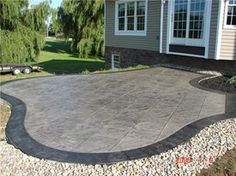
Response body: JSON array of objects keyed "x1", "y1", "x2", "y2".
[{"x1": 1, "y1": 67, "x2": 226, "y2": 153}]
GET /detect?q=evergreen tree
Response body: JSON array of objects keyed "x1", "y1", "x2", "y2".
[{"x1": 0, "y1": 0, "x2": 50, "y2": 63}]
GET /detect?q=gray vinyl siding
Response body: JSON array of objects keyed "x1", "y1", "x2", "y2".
[
  {"x1": 219, "y1": 2, "x2": 236, "y2": 60},
  {"x1": 162, "y1": 2, "x2": 168, "y2": 53},
  {"x1": 105, "y1": 0, "x2": 161, "y2": 51},
  {"x1": 208, "y1": 1, "x2": 220, "y2": 59}
]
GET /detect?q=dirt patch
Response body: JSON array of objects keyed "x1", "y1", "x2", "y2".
[
  {"x1": 0, "y1": 101, "x2": 11, "y2": 140},
  {"x1": 198, "y1": 148, "x2": 236, "y2": 176},
  {"x1": 199, "y1": 76, "x2": 236, "y2": 94}
]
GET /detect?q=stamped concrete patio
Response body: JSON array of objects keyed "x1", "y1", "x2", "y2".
[{"x1": 1, "y1": 67, "x2": 235, "y2": 164}]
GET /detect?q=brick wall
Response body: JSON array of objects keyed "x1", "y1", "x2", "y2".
[{"x1": 105, "y1": 46, "x2": 236, "y2": 76}]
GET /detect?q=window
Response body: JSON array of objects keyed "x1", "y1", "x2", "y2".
[
  {"x1": 115, "y1": 0, "x2": 147, "y2": 36},
  {"x1": 171, "y1": 0, "x2": 208, "y2": 46},
  {"x1": 173, "y1": 0, "x2": 188, "y2": 38},
  {"x1": 118, "y1": 3, "x2": 125, "y2": 30},
  {"x1": 137, "y1": 1, "x2": 145, "y2": 31},
  {"x1": 127, "y1": 2, "x2": 135, "y2": 30},
  {"x1": 111, "y1": 54, "x2": 120, "y2": 69},
  {"x1": 188, "y1": 0, "x2": 205, "y2": 39},
  {"x1": 225, "y1": 0, "x2": 236, "y2": 28}
]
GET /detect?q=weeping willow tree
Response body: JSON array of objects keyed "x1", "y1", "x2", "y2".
[
  {"x1": 0, "y1": 0, "x2": 50, "y2": 63},
  {"x1": 58, "y1": 0, "x2": 104, "y2": 57}
]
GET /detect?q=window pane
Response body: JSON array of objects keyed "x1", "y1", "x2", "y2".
[
  {"x1": 127, "y1": 17, "x2": 134, "y2": 30},
  {"x1": 137, "y1": 1, "x2": 145, "y2": 15},
  {"x1": 137, "y1": 16, "x2": 145, "y2": 31},
  {"x1": 118, "y1": 18, "x2": 125, "y2": 30},
  {"x1": 232, "y1": 15, "x2": 236, "y2": 25},
  {"x1": 229, "y1": 0, "x2": 236, "y2": 5},
  {"x1": 189, "y1": 0, "x2": 205, "y2": 39},
  {"x1": 136, "y1": 1, "x2": 146, "y2": 31},
  {"x1": 226, "y1": 3, "x2": 236, "y2": 26},
  {"x1": 227, "y1": 16, "x2": 232, "y2": 25},
  {"x1": 228, "y1": 6, "x2": 233, "y2": 16},
  {"x1": 173, "y1": 0, "x2": 188, "y2": 38},
  {"x1": 127, "y1": 2, "x2": 134, "y2": 16},
  {"x1": 118, "y1": 3, "x2": 125, "y2": 17}
]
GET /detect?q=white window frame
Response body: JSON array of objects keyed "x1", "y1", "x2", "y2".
[
  {"x1": 170, "y1": 0, "x2": 211, "y2": 47},
  {"x1": 224, "y1": 0, "x2": 236, "y2": 29},
  {"x1": 115, "y1": 0, "x2": 148, "y2": 36}
]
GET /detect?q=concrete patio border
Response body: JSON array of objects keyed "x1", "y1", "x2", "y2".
[{"x1": 0, "y1": 74, "x2": 235, "y2": 165}]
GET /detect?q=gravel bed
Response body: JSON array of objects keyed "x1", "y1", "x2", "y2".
[{"x1": 0, "y1": 118, "x2": 235, "y2": 176}]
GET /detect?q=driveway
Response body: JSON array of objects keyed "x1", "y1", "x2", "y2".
[{"x1": 1, "y1": 67, "x2": 235, "y2": 164}]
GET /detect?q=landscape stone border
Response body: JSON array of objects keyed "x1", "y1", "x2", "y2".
[{"x1": 0, "y1": 75, "x2": 236, "y2": 165}]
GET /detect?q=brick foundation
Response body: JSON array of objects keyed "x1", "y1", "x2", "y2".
[{"x1": 105, "y1": 46, "x2": 236, "y2": 76}]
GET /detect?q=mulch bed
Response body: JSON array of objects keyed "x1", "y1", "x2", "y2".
[{"x1": 199, "y1": 76, "x2": 236, "y2": 94}]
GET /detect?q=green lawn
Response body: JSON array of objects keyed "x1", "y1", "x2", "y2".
[
  {"x1": 0, "y1": 38, "x2": 149, "y2": 84},
  {"x1": 0, "y1": 38, "x2": 105, "y2": 83},
  {"x1": 38, "y1": 38, "x2": 105, "y2": 74}
]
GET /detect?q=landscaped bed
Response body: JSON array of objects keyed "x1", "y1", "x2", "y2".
[
  {"x1": 199, "y1": 76, "x2": 236, "y2": 94},
  {"x1": 198, "y1": 148, "x2": 236, "y2": 176}
]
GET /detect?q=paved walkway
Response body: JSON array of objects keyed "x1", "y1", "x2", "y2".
[{"x1": 1, "y1": 67, "x2": 235, "y2": 164}]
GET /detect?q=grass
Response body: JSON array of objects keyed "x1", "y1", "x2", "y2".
[
  {"x1": 0, "y1": 38, "x2": 149, "y2": 84},
  {"x1": 38, "y1": 38, "x2": 105, "y2": 74},
  {"x1": 198, "y1": 148, "x2": 236, "y2": 176},
  {"x1": 0, "y1": 102, "x2": 11, "y2": 140},
  {"x1": 0, "y1": 38, "x2": 105, "y2": 83}
]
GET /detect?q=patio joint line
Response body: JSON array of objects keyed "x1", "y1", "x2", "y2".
[
  {"x1": 197, "y1": 95, "x2": 207, "y2": 119},
  {"x1": 156, "y1": 93, "x2": 187, "y2": 141}
]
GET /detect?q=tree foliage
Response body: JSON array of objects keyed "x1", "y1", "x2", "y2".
[
  {"x1": 49, "y1": 8, "x2": 62, "y2": 36},
  {"x1": 58, "y1": 0, "x2": 104, "y2": 57},
  {"x1": 0, "y1": 0, "x2": 50, "y2": 63}
]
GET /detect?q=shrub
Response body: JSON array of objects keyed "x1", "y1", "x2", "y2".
[{"x1": 227, "y1": 76, "x2": 236, "y2": 85}]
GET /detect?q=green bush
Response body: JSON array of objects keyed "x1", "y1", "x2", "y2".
[{"x1": 227, "y1": 76, "x2": 236, "y2": 85}]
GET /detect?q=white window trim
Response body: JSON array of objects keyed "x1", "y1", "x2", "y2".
[
  {"x1": 115, "y1": 0, "x2": 148, "y2": 36},
  {"x1": 167, "y1": 0, "x2": 212, "y2": 58},
  {"x1": 224, "y1": 0, "x2": 236, "y2": 29}
]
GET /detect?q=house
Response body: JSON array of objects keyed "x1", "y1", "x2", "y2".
[{"x1": 104, "y1": 0, "x2": 236, "y2": 73}]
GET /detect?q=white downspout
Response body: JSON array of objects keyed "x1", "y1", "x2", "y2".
[
  {"x1": 160, "y1": 0, "x2": 164, "y2": 53},
  {"x1": 215, "y1": 0, "x2": 224, "y2": 60}
]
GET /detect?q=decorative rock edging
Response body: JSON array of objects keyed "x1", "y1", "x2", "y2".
[{"x1": 0, "y1": 118, "x2": 235, "y2": 175}]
